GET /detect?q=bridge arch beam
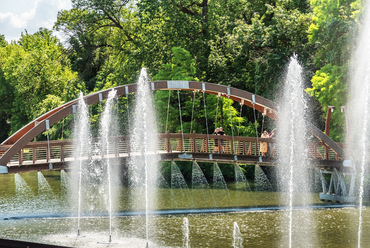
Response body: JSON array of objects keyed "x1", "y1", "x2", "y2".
[{"x1": 0, "y1": 81, "x2": 344, "y2": 166}]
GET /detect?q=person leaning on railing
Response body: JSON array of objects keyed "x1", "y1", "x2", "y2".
[{"x1": 260, "y1": 130, "x2": 269, "y2": 156}]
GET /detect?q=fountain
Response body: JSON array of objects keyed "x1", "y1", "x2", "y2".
[
  {"x1": 276, "y1": 55, "x2": 316, "y2": 247},
  {"x1": 99, "y1": 89, "x2": 120, "y2": 242},
  {"x1": 182, "y1": 217, "x2": 190, "y2": 248},
  {"x1": 233, "y1": 164, "x2": 255, "y2": 207},
  {"x1": 14, "y1": 173, "x2": 33, "y2": 198},
  {"x1": 232, "y1": 222, "x2": 243, "y2": 248},
  {"x1": 347, "y1": 0, "x2": 370, "y2": 246},
  {"x1": 171, "y1": 161, "x2": 194, "y2": 208},
  {"x1": 191, "y1": 161, "x2": 215, "y2": 207},
  {"x1": 37, "y1": 171, "x2": 54, "y2": 197},
  {"x1": 254, "y1": 165, "x2": 273, "y2": 192},
  {"x1": 71, "y1": 92, "x2": 91, "y2": 237},
  {"x1": 234, "y1": 164, "x2": 251, "y2": 191},
  {"x1": 213, "y1": 163, "x2": 231, "y2": 205},
  {"x1": 60, "y1": 170, "x2": 70, "y2": 199},
  {"x1": 213, "y1": 163, "x2": 228, "y2": 190},
  {"x1": 128, "y1": 68, "x2": 159, "y2": 247}
]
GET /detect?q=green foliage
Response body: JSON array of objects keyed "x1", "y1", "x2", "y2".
[
  {"x1": 306, "y1": 64, "x2": 347, "y2": 141},
  {"x1": 0, "y1": 35, "x2": 7, "y2": 47},
  {"x1": 54, "y1": 0, "x2": 140, "y2": 89},
  {"x1": 0, "y1": 29, "x2": 79, "y2": 141},
  {"x1": 306, "y1": 0, "x2": 361, "y2": 141},
  {"x1": 153, "y1": 47, "x2": 198, "y2": 81},
  {"x1": 206, "y1": 2, "x2": 313, "y2": 98},
  {"x1": 50, "y1": 0, "x2": 315, "y2": 139},
  {"x1": 159, "y1": 161, "x2": 253, "y2": 184}
]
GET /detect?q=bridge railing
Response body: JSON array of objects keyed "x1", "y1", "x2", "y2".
[
  {"x1": 158, "y1": 131, "x2": 263, "y2": 155},
  {"x1": 5, "y1": 133, "x2": 342, "y2": 166}
]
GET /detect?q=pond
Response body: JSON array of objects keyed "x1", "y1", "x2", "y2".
[{"x1": 0, "y1": 170, "x2": 366, "y2": 247}]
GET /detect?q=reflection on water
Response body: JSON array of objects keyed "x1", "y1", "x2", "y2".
[{"x1": 0, "y1": 170, "x2": 366, "y2": 247}]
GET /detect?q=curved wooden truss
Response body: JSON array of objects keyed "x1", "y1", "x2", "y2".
[{"x1": 0, "y1": 81, "x2": 345, "y2": 168}]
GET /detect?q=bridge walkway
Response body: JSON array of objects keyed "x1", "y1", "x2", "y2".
[{"x1": 2, "y1": 133, "x2": 343, "y2": 174}]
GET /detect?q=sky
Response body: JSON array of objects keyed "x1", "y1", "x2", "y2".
[{"x1": 0, "y1": 0, "x2": 72, "y2": 42}]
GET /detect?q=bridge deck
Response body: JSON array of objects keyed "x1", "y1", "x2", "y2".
[
  {"x1": 5, "y1": 151, "x2": 342, "y2": 174},
  {"x1": 1, "y1": 134, "x2": 343, "y2": 174}
]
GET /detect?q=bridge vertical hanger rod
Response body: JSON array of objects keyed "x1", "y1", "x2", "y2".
[
  {"x1": 215, "y1": 93, "x2": 221, "y2": 129},
  {"x1": 260, "y1": 108, "x2": 266, "y2": 134},
  {"x1": 177, "y1": 90, "x2": 185, "y2": 152},
  {"x1": 190, "y1": 91, "x2": 196, "y2": 134},
  {"x1": 45, "y1": 120, "x2": 52, "y2": 169},
  {"x1": 202, "y1": 89, "x2": 210, "y2": 153},
  {"x1": 166, "y1": 90, "x2": 171, "y2": 132},
  {"x1": 227, "y1": 96, "x2": 235, "y2": 154},
  {"x1": 251, "y1": 95, "x2": 260, "y2": 159},
  {"x1": 238, "y1": 101, "x2": 243, "y2": 136}
]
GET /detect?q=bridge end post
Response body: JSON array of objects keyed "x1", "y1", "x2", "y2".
[{"x1": 324, "y1": 106, "x2": 335, "y2": 159}]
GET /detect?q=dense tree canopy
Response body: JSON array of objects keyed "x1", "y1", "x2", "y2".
[
  {"x1": 0, "y1": 0, "x2": 366, "y2": 143},
  {"x1": 306, "y1": 0, "x2": 361, "y2": 141},
  {"x1": 0, "y1": 29, "x2": 80, "y2": 141}
]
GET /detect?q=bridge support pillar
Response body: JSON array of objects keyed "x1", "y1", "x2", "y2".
[
  {"x1": 0, "y1": 165, "x2": 8, "y2": 174},
  {"x1": 318, "y1": 160, "x2": 356, "y2": 203}
]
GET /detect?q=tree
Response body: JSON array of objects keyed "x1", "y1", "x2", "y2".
[
  {"x1": 306, "y1": 0, "x2": 361, "y2": 141},
  {"x1": 153, "y1": 47, "x2": 198, "y2": 81},
  {"x1": 0, "y1": 29, "x2": 79, "y2": 141},
  {"x1": 306, "y1": 64, "x2": 347, "y2": 141},
  {"x1": 54, "y1": 0, "x2": 137, "y2": 90},
  {"x1": 0, "y1": 35, "x2": 7, "y2": 47}
]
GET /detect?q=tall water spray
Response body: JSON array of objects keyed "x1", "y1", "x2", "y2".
[
  {"x1": 72, "y1": 92, "x2": 91, "y2": 237},
  {"x1": 182, "y1": 217, "x2": 190, "y2": 248},
  {"x1": 347, "y1": 1, "x2": 370, "y2": 246},
  {"x1": 232, "y1": 222, "x2": 243, "y2": 248},
  {"x1": 129, "y1": 68, "x2": 158, "y2": 246},
  {"x1": 277, "y1": 56, "x2": 315, "y2": 247},
  {"x1": 100, "y1": 89, "x2": 120, "y2": 242}
]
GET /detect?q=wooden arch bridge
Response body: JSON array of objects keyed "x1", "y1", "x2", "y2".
[{"x1": 0, "y1": 81, "x2": 353, "y2": 202}]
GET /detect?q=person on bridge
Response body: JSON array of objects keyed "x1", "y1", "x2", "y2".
[
  {"x1": 213, "y1": 128, "x2": 220, "y2": 153},
  {"x1": 217, "y1": 127, "x2": 225, "y2": 153},
  {"x1": 260, "y1": 130, "x2": 269, "y2": 156}
]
